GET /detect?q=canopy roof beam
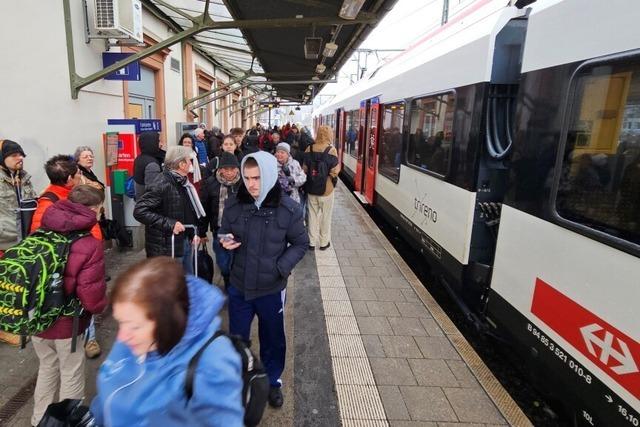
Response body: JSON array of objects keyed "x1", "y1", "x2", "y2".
[{"x1": 63, "y1": 0, "x2": 376, "y2": 99}]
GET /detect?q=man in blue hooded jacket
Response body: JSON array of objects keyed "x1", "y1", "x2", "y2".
[{"x1": 219, "y1": 151, "x2": 308, "y2": 408}]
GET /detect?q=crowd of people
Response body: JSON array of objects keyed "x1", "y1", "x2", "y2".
[{"x1": 0, "y1": 121, "x2": 340, "y2": 426}]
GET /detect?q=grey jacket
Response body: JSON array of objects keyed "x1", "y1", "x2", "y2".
[{"x1": 0, "y1": 168, "x2": 37, "y2": 249}]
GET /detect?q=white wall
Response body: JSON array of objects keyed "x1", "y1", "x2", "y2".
[
  {"x1": 0, "y1": 1, "x2": 243, "y2": 193},
  {"x1": 0, "y1": 1, "x2": 124, "y2": 192}
]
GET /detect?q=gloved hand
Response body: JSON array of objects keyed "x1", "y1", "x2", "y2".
[{"x1": 287, "y1": 176, "x2": 295, "y2": 185}]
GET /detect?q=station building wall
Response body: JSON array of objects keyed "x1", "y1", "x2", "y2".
[{"x1": 0, "y1": 1, "x2": 247, "y2": 194}]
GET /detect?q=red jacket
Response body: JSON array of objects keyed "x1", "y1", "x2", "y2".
[
  {"x1": 31, "y1": 184, "x2": 102, "y2": 240},
  {"x1": 37, "y1": 200, "x2": 107, "y2": 339}
]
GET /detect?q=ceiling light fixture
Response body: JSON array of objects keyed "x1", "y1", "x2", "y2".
[
  {"x1": 304, "y1": 37, "x2": 323, "y2": 60},
  {"x1": 323, "y1": 42, "x2": 338, "y2": 58},
  {"x1": 339, "y1": 0, "x2": 366, "y2": 20}
]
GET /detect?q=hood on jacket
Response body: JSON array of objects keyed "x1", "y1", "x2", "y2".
[
  {"x1": 240, "y1": 151, "x2": 278, "y2": 209},
  {"x1": 177, "y1": 275, "x2": 225, "y2": 350},
  {"x1": 139, "y1": 132, "x2": 161, "y2": 156},
  {"x1": 41, "y1": 199, "x2": 97, "y2": 233}
]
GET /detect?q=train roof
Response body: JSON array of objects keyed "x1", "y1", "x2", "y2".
[
  {"x1": 315, "y1": 0, "x2": 525, "y2": 115},
  {"x1": 521, "y1": 0, "x2": 640, "y2": 73},
  {"x1": 315, "y1": 0, "x2": 640, "y2": 117}
]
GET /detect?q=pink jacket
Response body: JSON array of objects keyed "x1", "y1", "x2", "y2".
[{"x1": 37, "y1": 200, "x2": 107, "y2": 340}]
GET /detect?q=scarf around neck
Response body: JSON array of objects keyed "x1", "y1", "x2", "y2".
[
  {"x1": 215, "y1": 170, "x2": 240, "y2": 228},
  {"x1": 169, "y1": 170, "x2": 206, "y2": 218}
]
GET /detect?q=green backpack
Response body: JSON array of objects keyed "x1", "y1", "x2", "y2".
[{"x1": 0, "y1": 229, "x2": 87, "y2": 349}]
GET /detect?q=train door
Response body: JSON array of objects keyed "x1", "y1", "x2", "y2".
[
  {"x1": 363, "y1": 98, "x2": 381, "y2": 204},
  {"x1": 354, "y1": 100, "x2": 369, "y2": 193}
]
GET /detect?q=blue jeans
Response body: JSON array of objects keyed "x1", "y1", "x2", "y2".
[
  {"x1": 212, "y1": 238, "x2": 232, "y2": 277},
  {"x1": 228, "y1": 286, "x2": 287, "y2": 387},
  {"x1": 86, "y1": 316, "x2": 96, "y2": 341}
]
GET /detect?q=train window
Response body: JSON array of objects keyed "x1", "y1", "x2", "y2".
[
  {"x1": 407, "y1": 92, "x2": 455, "y2": 177},
  {"x1": 345, "y1": 109, "x2": 359, "y2": 158},
  {"x1": 556, "y1": 59, "x2": 640, "y2": 246},
  {"x1": 379, "y1": 102, "x2": 405, "y2": 182}
]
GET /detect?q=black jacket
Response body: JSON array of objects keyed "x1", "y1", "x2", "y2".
[
  {"x1": 133, "y1": 170, "x2": 206, "y2": 258},
  {"x1": 200, "y1": 173, "x2": 241, "y2": 233},
  {"x1": 219, "y1": 183, "x2": 308, "y2": 300}
]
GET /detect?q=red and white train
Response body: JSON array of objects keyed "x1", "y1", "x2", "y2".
[{"x1": 314, "y1": 0, "x2": 640, "y2": 425}]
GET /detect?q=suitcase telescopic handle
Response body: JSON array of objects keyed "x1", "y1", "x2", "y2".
[{"x1": 170, "y1": 224, "x2": 199, "y2": 277}]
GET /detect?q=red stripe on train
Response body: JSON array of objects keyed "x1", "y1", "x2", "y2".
[{"x1": 531, "y1": 278, "x2": 640, "y2": 400}]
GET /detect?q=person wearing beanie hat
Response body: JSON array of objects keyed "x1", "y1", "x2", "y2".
[
  {"x1": 275, "y1": 142, "x2": 306, "y2": 204},
  {"x1": 0, "y1": 139, "x2": 37, "y2": 346},
  {"x1": 200, "y1": 151, "x2": 242, "y2": 290},
  {"x1": 0, "y1": 139, "x2": 36, "y2": 248}
]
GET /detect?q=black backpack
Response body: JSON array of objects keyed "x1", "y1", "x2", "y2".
[
  {"x1": 186, "y1": 331, "x2": 269, "y2": 427},
  {"x1": 304, "y1": 144, "x2": 338, "y2": 195},
  {"x1": 0, "y1": 229, "x2": 88, "y2": 351}
]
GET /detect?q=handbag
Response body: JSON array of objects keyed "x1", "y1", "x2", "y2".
[
  {"x1": 37, "y1": 399, "x2": 96, "y2": 427},
  {"x1": 195, "y1": 243, "x2": 214, "y2": 283}
]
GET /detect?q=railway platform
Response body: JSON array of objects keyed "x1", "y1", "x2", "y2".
[{"x1": 0, "y1": 183, "x2": 531, "y2": 427}]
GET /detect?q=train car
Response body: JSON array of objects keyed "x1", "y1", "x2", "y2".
[{"x1": 313, "y1": 0, "x2": 640, "y2": 425}]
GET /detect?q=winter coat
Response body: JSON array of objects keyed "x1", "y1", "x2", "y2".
[
  {"x1": 200, "y1": 170, "x2": 241, "y2": 233},
  {"x1": 207, "y1": 132, "x2": 223, "y2": 160},
  {"x1": 219, "y1": 180, "x2": 308, "y2": 300},
  {"x1": 78, "y1": 165, "x2": 105, "y2": 189},
  {"x1": 277, "y1": 157, "x2": 306, "y2": 204},
  {"x1": 90, "y1": 276, "x2": 244, "y2": 427},
  {"x1": 133, "y1": 133, "x2": 164, "y2": 198},
  {"x1": 134, "y1": 170, "x2": 206, "y2": 258},
  {"x1": 37, "y1": 200, "x2": 107, "y2": 339},
  {"x1": 303, "y1": 142, "x2": 340, "y2": 197},
  {"x1": 296, "y1": 132, "x2": 314, "y2": 164},
  {"x1": 0, "y1": 168, "x2": 36, "y2": 250},
  {"x1": 194, "y1": 138, "x2": 209, "y2": 165},
  {"x1": 30, "y1": 184, "x2": 102, "y2": 240}
]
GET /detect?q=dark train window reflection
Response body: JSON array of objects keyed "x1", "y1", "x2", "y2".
[
  {"x1": 345, "y1": 109, "x2": 359, "y2": 158},
  {"x1": 379, "y1": 102, "x2": 405, "y2": 182},
  {"x1": 407, "y1": 92, "x2": 455, "y2": 177},
  {"x1": 556, "y1": 60, "x2": 640, "y2": 246}
]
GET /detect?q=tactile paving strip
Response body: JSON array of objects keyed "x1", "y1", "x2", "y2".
[
  {"x1": 341, "y1": 185, "x2": 533, "y2": 427},
  {"x1": 342, "y1": 420, "x2": 389, "y2": 427},
  {"x1": 323, "y1": 300, "x2": 356, "y2": 317},
  {"x1": 328, "y1": 335, "x2": 367, "y2": 358},
  {"x1": 319, "y1": 275, "x2": 347, "y2": 288},
  {"x1": 320, "y1": 287, "x2": 350, "y2": 302},
  {"x1": 336, "y1": 384, "x2": 387, "y2": 421},
  {"x1": 315, "y1": 246, "x2": 389, "y2": 426},
  {"x1": 325, "y1": 316, "x2": 361, "y2": 335},
  {"x1": 317, "y1": 265, "x2": 343, "y2": 277},
  {"x1": 332, "y1": 357, "x2": 376, "y2": 385}
]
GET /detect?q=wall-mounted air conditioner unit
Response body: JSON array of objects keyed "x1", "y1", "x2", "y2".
[{"x1": 94, "y1": 0, "x2": 143, "y2": 42}]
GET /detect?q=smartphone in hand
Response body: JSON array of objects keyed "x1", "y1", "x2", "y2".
[{"x1": 217, "y1": 233, "x2": 237, "y2": 243}]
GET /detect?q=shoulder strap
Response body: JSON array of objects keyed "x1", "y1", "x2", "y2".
[
  {"x1": 40, "y1": 191, "x2": 59, "y2": 203},
  {"x1": 323, "y1": 146, "x2": 332, "y2": 154},
  {"x1": 185, "y1": 330, "x2": 226, "y2": 401}
]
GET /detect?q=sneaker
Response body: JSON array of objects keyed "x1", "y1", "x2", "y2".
[
  {"x1": 85, "y1": 339, "x2": 101, "y2": 359},
  {"x1": 319, "y1": 242, "x2": 331, "y2": 250},
  {"x1": 0, "y1": 330, "x2": 21, "y2": 346},
  {"x1": 268, "y1": 386, "x2": 284, "y2": 408}
]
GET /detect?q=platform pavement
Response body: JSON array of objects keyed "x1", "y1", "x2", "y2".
[{"x1": 0, "y1": 181, "x2": 531, "y2": 427}]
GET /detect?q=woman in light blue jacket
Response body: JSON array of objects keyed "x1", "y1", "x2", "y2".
[{"x1": 90, "y1": 257, "x2": 244, "y2": 427}]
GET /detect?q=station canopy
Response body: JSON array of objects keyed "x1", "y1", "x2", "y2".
[{"x1": 146, "y1": 0, "x2": 398, "y2": 103}]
